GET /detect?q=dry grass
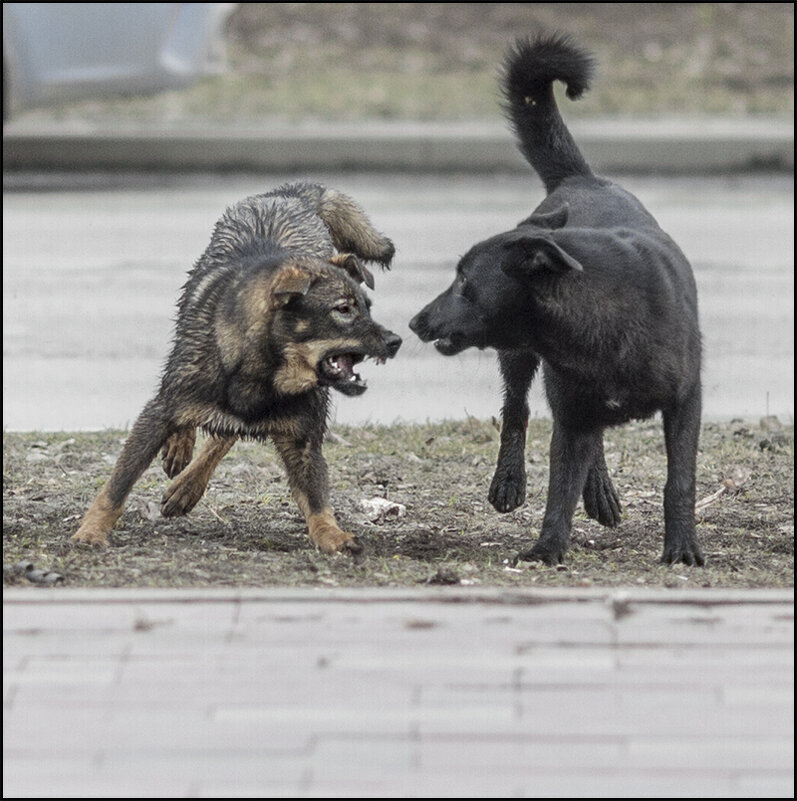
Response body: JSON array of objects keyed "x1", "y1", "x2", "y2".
[{"x1": 4, "y1": 418, "x2": 793, "y2": 590}]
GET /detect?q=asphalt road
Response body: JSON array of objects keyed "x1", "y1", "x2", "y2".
[{"x1": 3, "y1": 171, "x2": 794, "y2": 431}]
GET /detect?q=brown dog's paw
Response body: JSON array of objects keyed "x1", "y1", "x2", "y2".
[
  {"x1": 161, "y1": 429, "x2": 196, "y2": 478},
  {"x1": 161, "y1": 475, "x2": 206, "y2": 517},
  {"x1": 71, "y1": 524, "x2": 110, "y2": 546},
  {"x1": 309, "y1": 518, "x2": 362, "y2": 555}
]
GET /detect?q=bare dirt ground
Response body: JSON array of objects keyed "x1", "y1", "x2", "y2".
[
  {"x1": 3, "y1": 418, "x2": 793, "y2": 590},
  {"x1": 16, "y1": 3, "x2": 793, "y2": 125}
]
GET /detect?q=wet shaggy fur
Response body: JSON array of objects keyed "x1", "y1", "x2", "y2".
[
  {"x1": 73, "y1": 181, "x2": 401, "y2": 554},
  {"x1": 410, "y1": 34, "x2": 704, "y2": 567}
]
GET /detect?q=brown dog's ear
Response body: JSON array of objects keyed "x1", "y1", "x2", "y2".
[
  {"x1": 503, "y1": 235, "x2": 584, "y2": 277},
  {"x1": 329, "y1": 253, "x2": 375, "y2": 290},
  {"x1": 272, "y1": 264, "x2": 313, "y2": 305}
]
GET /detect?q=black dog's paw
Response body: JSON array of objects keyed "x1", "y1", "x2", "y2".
[
  {"x1": 661, "y1": 540, "x2": 705, "y2": 567},
  {"x1": 515, "y1": 537, "x2": 568, "y2": 566},
  {"x1": 582, "y1": 467, "x2": 622, "y2": 527},
  {"x1": 489, "y1": 464, "x2": 526, "y2": 513}
]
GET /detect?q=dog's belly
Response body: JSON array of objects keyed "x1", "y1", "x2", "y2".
[
  {"x1": 543, "y1": 363, "x2": 663, "y2": 428},
  {"x1": 177, "y1": 389, "x2": 328, "y2": 442}
]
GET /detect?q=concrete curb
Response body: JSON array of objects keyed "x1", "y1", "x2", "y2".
[
  {"x1": 3, "y1": 117, "x2": 793, "y2": 173},
  {"x1": 4, "y1": 586, "x2": 794, "y2": 606}
]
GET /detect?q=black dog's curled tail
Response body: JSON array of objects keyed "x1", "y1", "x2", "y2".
[{"x1": 502, "y1": 33, "x2": 596, "y2": 191}]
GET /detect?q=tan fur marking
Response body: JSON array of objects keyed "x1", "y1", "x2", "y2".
[
  {"x1": 307, "y1": 508, "x2": 357, "y2": 554},
  {"x1": 72, "y1": 489, "x2": 123, "y2": 546},
  {"x1": 272, "y1": 338, "x2": 362, "y2": 396}
]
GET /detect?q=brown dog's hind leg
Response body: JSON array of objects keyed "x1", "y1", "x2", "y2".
[
  {"x1": 73, "y1": 399, "x2": 172, "y2": 546},
  {"x1": 161, "y1": 428, "x2": 197, "y2": 478},
  {"x1": 161, "y1": 434, "x2": 237, "y2": 517},
  {"x1": 272, "y1": 432, "x2": 362, "y2": 555}
]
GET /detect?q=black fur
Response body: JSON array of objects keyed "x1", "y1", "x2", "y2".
[{"x1": 410, "y1": 34, "x2": 704, "y2": 567}]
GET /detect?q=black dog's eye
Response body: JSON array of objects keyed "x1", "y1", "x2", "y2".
[{"x1": 455, "y1": 273, "x2": 472, "y2": 300}]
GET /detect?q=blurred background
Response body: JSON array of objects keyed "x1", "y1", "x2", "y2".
[
  {"x1": 3, "y1": 3, "x2": 794, "y2": 430},
  {"x1": 4, "y1": 3, "x2": 794, "y2": 126}
]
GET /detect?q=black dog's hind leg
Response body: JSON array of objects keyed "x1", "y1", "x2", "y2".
[
  {"x1": 582, "y1": 440, "x2": 622, "y2": 527},
  {"x1": 489, "y1": 350, "x2": 539, "y2": 513},
  {"x1": 661, "y1": 387, "x2": 704, "y2": 566},
  {"x1": 517, "y1": 422, "x2": 600, "y2": 565}
]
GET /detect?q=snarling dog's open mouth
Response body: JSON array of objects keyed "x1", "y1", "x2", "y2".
[{"x1": 319, "y1": 350, "x2": 386, "y2": 396}]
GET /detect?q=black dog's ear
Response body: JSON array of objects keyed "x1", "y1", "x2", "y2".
[
  {"x1": 517, "y1": 203, "x2": 570, "y2": 230},
  {"x1": 503, "y1": 235, "x2": 584, "y2": 278},
  {"x1": 329, "y1": 252, "x2": 375, "y2": 290}
]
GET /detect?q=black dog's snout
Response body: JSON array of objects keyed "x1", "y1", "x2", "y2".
[
  {"x1": 408, "y1": 310, "x2": 427, "y2": 338},
  {"x1": 383, "y1": 330, "x2": 402, "y2": 358}
]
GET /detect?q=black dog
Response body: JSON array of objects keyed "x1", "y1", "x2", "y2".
[
  {"x1": 73, "y1": 181, "x2": 401, "y2": 554},
  {"x1": 410, "y1": 34, "x2": 703, "y2": 566}
]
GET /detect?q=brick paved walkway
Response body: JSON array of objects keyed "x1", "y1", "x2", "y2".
[{"x1": 3, "y1": 588, "x2": 793, "y2": 798}]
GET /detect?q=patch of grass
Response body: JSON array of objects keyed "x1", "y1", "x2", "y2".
[{"x1": 3, "y1": 419, "x2": 793, "y2": 590}]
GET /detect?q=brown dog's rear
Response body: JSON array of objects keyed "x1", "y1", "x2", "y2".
[{"x1": 73, "y1": 182, "x2": 400, "y2": 553}]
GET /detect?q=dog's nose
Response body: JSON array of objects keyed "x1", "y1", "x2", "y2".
[
  {"x1": 408, "y1": 312, "x2": 422, "y2": 334},
  {"x1": 383, "y1": 330, "x2": 402, "y2": 358}
]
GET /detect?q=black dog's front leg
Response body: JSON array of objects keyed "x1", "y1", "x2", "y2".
[
  {"x1": 517, "y1": 422, "x2": 599, "y2": 565},
  {"x1": 489, "y1": 350, "x2": 539, "y2": 512},
  {"x1": 662, "y1": 387, "x2": 704, "y2": 566}
]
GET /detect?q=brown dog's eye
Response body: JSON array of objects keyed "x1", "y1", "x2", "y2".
[{"x1": 332, "y1": 300, "x2": 357, "y2": 323}]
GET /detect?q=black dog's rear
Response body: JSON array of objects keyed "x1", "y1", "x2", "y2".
[{"x1": 410, "y1": 34, "x2": 703, "y2": 566}]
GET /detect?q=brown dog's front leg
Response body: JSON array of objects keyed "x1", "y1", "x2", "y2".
[
  {"x1": 161, "y1": 434, "x2": 237, "y2": 517},
  {"x1": 73, "y1": 399, "x2": 171, "y2": 546},
  {"x1": 272, "y1": 433, "x2": 362, "y2": 555}
]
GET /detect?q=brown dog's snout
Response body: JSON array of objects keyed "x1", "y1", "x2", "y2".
[{"x1": 383, "y1": 329, "x2": 402, "y2": 358}]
